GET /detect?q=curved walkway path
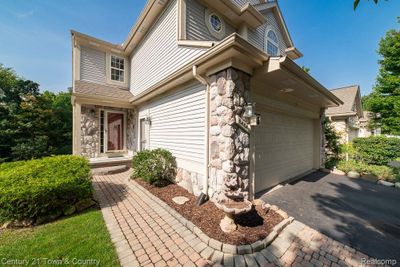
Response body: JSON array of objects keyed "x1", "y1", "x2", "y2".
[{"x1": 93, "y1": 170, "x2": 372, "y2": 267}]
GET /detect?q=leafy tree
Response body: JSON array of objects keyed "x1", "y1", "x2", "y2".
[
  {"x1": 363, "y1": 25, "x2": 400, "y2": 134},
  {"x1": 301, "y1": 66, "x2": 310, "y2": 74},
  {"x1": 0, "y1": 64, "x2": 72, "y2": 161}
]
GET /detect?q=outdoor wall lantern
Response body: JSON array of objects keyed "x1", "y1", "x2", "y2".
[
  {"x1": 243, "y1": 103, "x2": 254, "y2": 118},
  {"x1": 90, "y1": 109, "x2": 95, "y2": 117},
  {"x1": 144, "y1": 116, "x2": 152, "y2": 126},
  {"x1": 243, "y1": 103, "x2": 261, "y2": 126}
]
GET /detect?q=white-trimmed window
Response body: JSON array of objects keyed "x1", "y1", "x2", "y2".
[
  {"x1": 266, "y1": 29, "x2": 279, "y2": 56},
  {"x1": 110, "y1": 55, "x2": 125, "y2": 82}
]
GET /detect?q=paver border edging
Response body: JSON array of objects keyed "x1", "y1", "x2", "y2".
[{"x1": 127, "y1": 177, "x2": 294, "y2": 255}]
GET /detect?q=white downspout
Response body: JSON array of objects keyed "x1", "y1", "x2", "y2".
[{"x1": 192, "y1": 65, "x2": 210, "y2": 196}]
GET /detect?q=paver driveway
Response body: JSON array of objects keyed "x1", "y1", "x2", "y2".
[{"x1": 259, "y1": 171, "x2": 400, "y2": 262}]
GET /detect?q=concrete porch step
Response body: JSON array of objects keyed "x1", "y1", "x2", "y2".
[
  {"x1": 91, "y1": 165, "x2": 129, "y2": 175},
  {"x1": 89, "y1": 156, "x2": 132, "y2": 168}
]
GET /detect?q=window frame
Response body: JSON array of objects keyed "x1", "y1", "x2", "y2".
[
  {"x1": 110, "y1": 55, "x2": 125, "y2": 82},
  {"x1": 106, "y1": 53, "x2": 128, "y2": 87},
  {"x1": 265, "y1": 28, "x2": 280, "y2": 57},
  {"x1": 205, "y1": 9, "x2": 225, "y2": 39}
]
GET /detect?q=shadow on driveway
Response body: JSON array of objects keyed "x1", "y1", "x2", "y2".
[{"x1": 258, "y1": 171, "x2": 400, "y2": 261}]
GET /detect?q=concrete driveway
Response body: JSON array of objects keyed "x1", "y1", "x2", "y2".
[{"x1": 258, "y1": 171, "x2": 400, "y2": 261}]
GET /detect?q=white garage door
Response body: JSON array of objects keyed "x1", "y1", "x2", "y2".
[
  {"x1": 255, "y1": 110, "x2": 314, "y2": 192},
  {"x1": 138, "y1": 83, "x2": 206, "y2": 174}
]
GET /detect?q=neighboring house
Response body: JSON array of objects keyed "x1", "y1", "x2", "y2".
[
  {"x1": 326, "y1": 85, "x2": 363, "y2": 143},
  {"x1": 71, "y1": 0, "x2": 342, "y2": 199},
  {"x1": 359, "y1": 111, "x2": 381, "y2": 137}
]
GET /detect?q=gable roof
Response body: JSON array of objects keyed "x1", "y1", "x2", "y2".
[
  {"x1": 325, "y1": 85, "x2": 363, "y2": 117},
  {"x1": 254, "y1": 1, "x2": 293, "y2": 48}
]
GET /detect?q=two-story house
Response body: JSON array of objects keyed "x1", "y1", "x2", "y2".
[{"x1": 71, "y1": 0, "x2": 342, "y2": 200}]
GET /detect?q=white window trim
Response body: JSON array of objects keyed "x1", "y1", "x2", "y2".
[
  {"x1": 264, "y1": 26, "x2": 280, "y2": 56},
  {"x1": 138, "y1": 110, "x2": 151, "y2": 151},
  {"x1": 106, "y1": 53, "x2": 129, "y2": 87},
  {"x1": 205, "y1": 9, "x2": 225, "y2": 39},
  {"x1": 100, "y1": 109, "x2": 127, "y2": 153}
]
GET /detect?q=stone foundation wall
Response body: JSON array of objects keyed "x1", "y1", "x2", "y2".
[
  {"x1": 208, "y1": 68, "x2": 252, "y2": 201},
  {"x1": 80, "y1": 105, "x2": 136, "y2": 158},
  {"x1": 176, "y1": 168, "x2": 204, "y2": 196},
  {"x1": 81, "y1": 106, "x2": 100, "y2": 158}
]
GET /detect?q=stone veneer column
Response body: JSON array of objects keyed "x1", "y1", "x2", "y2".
[
  {"x1": 81, "y1": 105, "x2": 99, "y2": 158},
  {"x1": 208, "y1": 68, "x2": 252, "y2": 202}
]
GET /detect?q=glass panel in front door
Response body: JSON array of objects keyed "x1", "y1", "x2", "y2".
[{"x1": 107, "y1": 113, "x2": 124, "y2": 151}]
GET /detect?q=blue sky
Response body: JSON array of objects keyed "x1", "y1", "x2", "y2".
[{"x1": 0, "y1": 0, "x2": 398, "y2": 96}]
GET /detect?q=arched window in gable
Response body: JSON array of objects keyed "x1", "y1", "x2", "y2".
[{"x1": 265, "y1": 29, "x2": 279, "y2": 56}]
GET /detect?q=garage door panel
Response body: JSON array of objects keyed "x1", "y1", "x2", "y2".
[{"x1": 255, "y1": 110, "x2": 314, "y2": 192}]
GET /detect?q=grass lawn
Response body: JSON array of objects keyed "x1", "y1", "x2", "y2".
[{"x1": 0, "y1": 209, "x2": 119, "y2": 266}]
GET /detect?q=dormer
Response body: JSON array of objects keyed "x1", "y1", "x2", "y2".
[{"x1": 177, "y1": 0, "x2": 302, "y2": 59}]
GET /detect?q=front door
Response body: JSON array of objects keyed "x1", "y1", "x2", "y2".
[{"x1": 107, "y1": 112, "x2": 124, "y2": 151}]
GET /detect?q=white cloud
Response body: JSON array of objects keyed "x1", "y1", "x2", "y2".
[{"x1": 13, "y1": 9, "x2": 36, "y2": 19}]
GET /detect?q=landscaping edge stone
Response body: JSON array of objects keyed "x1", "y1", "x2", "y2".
[{"x1": 128, "y1": 177, "x2": 294, "y2": 255}]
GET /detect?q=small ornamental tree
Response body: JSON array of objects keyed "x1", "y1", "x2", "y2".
[{"x1": 323, "y1": 118, "x2": 341, "y2": 169}]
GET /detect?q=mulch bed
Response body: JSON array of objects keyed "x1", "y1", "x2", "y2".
[{"x1": 135, "y1": 179, "x2": 283, "y2": 245}]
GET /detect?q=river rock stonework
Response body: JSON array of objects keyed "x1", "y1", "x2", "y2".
[
  {"x1": 175, "y1": 168, "x2": 204, "y2": 196},
  {"x1": 81, "y1": 105, "x2": 99, "y2": 158},
  {"x1": 126, "y1": 109, "x2": 137, "y2": 152},
  {"x1": 208, "y1": 68, "x2": 251, "y2": 202}
]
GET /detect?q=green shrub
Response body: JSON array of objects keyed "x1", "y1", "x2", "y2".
[
  {"x1": 337, "y1": 160, "x2": 396, "y2": 181},
  {"x1": 131, "y1": 148, "x2": 177, "y2": 186},
  {"x1": 0, "y1": 155, "x2": 91, "y2": 223},
  {"x1": 366, "y1": 165, "x2": 395, "y2": 181},
  {"x1": 323, "y1": 118, "x2": 341, "y2": 169},
  {"x1": 352, "y1": 136, "x2": 400, "y2": 165},
  {"x1": 337, "y1": 160, "x2": 368, "y2": 173}
]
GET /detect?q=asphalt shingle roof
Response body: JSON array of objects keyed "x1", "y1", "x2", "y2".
[
  {"x1": 74, "y1": 80, "x2": 133, "y2": 102},
  {"x1": 325, "y1": 85, "x2": 359, "y2": 116}
]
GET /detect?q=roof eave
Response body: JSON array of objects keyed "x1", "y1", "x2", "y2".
[{"x1": 278, "y1": 57, "x2": 343, "y2": 106}]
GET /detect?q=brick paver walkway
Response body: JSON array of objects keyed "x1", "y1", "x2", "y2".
[{"x1": 93, "y1": 170, "x2": 373, "y2": 267}]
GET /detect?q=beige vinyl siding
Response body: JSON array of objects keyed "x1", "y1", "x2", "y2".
[
  {"x1": 130, "y1": 0, "x2": 207, "y2": 96},
  {"x1": 248, "y1": 11, "x2": 288, "y2": 55},
  {"x1": 80, "y1": 46, "x2": 106, "y2": 84},
  {"x1": 138, "y1": 83, "x2": 205, "y2": 173},
  {"x1": 186, "y1": 0, "x2": 236, "y2": 41},
  {"x1": 255, "y1": 109, "x2": 314, "y2": 193}
]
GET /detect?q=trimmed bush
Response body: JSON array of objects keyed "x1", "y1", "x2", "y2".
[
  {"x1": 366, "y1": 165, "x2": 395, "y2": 181},
  {"x1": 337, "y1": 160, "x2": 396, "y2": 181},
  {"x1": 352, "y1": 136, "x2": 400, "y2": 166},
  {"x1": 0, "y1": 155, "x2": 91, "y2": 223},
  {"x1": 337, "y1": 160, "x2": 368, "y2": 174},
  {"x1": 131, "y1": 148, "x2": 177, "y2": 186}
]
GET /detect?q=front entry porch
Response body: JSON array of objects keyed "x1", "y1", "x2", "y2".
[{"x1": 75, "y1": 104, "x2": 136, "y2": 159}]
